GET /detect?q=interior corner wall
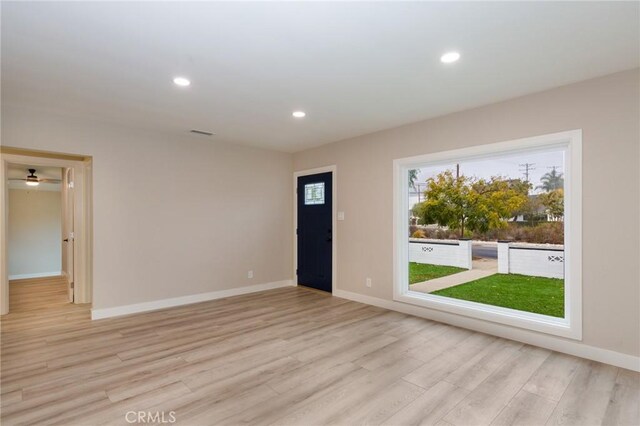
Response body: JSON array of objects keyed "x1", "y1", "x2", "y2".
[
  {"x1": 293, "y1": 68, "x2": 640, "y2": 359},
  {"x1": 8, "y1": 189, "x2": 62, "y2": 278},
  {"x1": 1, "y1": 107, "x2": 294, "y2": 310}
]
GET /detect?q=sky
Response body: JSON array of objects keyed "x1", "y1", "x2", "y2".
[{"x1": 409, "y1": 148, "x2": 565, "y2": 206}]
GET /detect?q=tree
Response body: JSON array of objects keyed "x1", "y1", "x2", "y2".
[
  {"x1": 408, "y1": 169, "x2": 419, "y2": 190},
  {"x1": 537, "y1": 169, "x2": 564, "y2": 192},
  {"x1": 415, "y1": 170, "x2": 528, "y2": 238},
  {"x1": 539, "y1": 189, "x2": 564, "y2": 220}
]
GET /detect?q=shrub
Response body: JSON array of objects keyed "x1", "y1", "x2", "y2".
[
  {"x1": 411, "y1": 229, "x2": 426, "y2": 238},
  {"x1": 410, "y1": 222, "x2": 564, "y2": 244},
  {"x1": 502, "y1": 222, "x2": 564, "y2": 244}
]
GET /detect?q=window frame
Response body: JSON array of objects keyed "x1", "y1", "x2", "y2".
[{"x1": 393, "y1": 130, "x2": 582, "y2": 339}]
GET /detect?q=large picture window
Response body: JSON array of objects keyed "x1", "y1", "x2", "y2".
[{"x1": 393, "y1": 130, "x2": 582, "y2": 339}]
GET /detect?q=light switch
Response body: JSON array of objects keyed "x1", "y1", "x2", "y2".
[{"x1": 337, "y1": 211, "x2": 345, "y2": 221}]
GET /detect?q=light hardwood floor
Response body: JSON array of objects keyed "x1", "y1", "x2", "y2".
[{"x1": 1, "y1": 277, "x2": 638, "y2": 425}]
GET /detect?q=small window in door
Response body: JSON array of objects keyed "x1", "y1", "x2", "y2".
[{"x1": 304, "y1": 182, "x2": 325, "y2": 205}]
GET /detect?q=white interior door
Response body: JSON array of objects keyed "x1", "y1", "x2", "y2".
[{"x1": 64, "y1": 168, "x2": 75, "y2": 302}]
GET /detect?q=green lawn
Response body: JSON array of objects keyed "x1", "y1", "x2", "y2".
[
  {"x1": 432, "y1": 273, "x2": 564, "y2": 318},
  {"x1": 409, "y1": 262, "x2": 465, "y2": 284}
]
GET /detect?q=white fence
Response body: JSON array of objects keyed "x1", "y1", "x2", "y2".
[
  {"x1": 498, "y1": 241, "x2": 564, "y2": 279},
  {"x1": 409, "y1": 239, "x2": 472, "y2": 269}
]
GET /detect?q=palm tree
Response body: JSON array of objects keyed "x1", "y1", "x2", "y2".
[
  {"x1": 409, "y1": 169, "x2": 419, "y2": 189},
  {"x1": 537, "y1": 169, "x2": 564, "y2": 192}
]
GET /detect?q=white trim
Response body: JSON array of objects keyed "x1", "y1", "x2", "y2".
[
  {"x1": 293, "y1": 165, "x2": 337, "y2": 293},
  {"x1": 91, "y1": 280, "x2": 294, "y2": 320},
  {"x1": 0, "y1": 159, "x2": 7, "y2": 313},
  {"x1": 334, "y1": 288, "x2": 639, "y2": 372},
  {"x1": 393, "y1": 130, "x2": 582, "y2": 339},
  {"x1": 9, "y1": 272, "x2": 63, "y2": 280}
]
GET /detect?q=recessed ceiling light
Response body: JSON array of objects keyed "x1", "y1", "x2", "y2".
[
  {"x1": 292, "y1": 111, "x2": 306, "y2": 118},
  {"x1": 173, "y1": 77, "x2": 191, "y2": 87},
  {"x1": 440, "y1": 51, "x2": 461, "y2": 64}
]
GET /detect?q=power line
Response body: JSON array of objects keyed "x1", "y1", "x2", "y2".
[{"x1": 518, "y1": 163, "x2": 536, "y2": 182}]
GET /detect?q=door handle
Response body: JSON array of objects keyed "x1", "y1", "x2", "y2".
[{"x1": 63, "y1": 239, "x2": 69, "y2": 242}]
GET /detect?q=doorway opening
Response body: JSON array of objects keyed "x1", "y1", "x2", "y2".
[
  {"x1": 294, "y1": 166, "x2": 337, "y2": 293},
  {"x1": 1, "y1": 148, "x2": 93, "y2": 316}
]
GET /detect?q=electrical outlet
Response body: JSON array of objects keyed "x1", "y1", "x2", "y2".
[
  {"x1": 248, "y1": 270, "x2": 254, "y2": 279},
  {"x1": 366, "y1": 278, "x2": 372, "y2": 288}
]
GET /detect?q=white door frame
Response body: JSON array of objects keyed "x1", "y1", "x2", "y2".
[
  {"x1": 0, "y1": 151, "x2": 93, "y2": 314},
  {"x1": 293, "y1": 165, "x2": 337, "y2": 293}
]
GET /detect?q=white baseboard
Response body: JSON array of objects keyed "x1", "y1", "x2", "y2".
[
  {"x1": 9, "y1": 271, "x2": 62, "y2": 280},
  {"x1": 91, "y1": 280, "x2": 295, "y2": 320},
  {"x1": 334, "y1": 289, "x2": 640, "y2": 372}
]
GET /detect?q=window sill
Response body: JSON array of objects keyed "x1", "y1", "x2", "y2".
[{"x1": 394, "y1": 289, "x2": 581, "y2": 340}]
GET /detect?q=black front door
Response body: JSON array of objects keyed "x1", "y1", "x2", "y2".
[{"x1": 297, "y1": 172, "x2": 332, "y2": 293}]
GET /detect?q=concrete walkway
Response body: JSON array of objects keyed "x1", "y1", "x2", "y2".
[{"x1": 411, "y1": 258, "x2": 498, "y2": 293}]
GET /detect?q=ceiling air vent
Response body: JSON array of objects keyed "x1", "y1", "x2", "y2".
[{"x1": 190, "y1": 129, "x2": 214, "y2": 136}]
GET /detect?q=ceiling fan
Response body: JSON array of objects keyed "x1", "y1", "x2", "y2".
[{"x1": 9, "y1": 169, "x2": 62, "y2": 186}]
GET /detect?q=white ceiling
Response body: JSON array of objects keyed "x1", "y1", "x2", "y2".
[
  {"x1": 2, "y1": 2, "x2": 638, "y2": 152},
  {"x1": 7, "y1": 164, "x2": 62, "y2": 192}
]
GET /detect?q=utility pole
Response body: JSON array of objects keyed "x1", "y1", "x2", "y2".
[
  {"x1": 519, "y1": 162, "x2": 536, "y2": 182},
  {"x1": 456, "y1": 163, "x2": 460, "y2": 179}
]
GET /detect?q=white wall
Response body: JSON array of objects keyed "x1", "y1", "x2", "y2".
[
  {"x1": 408, "y1": 239, "x2": 472, "y2": 269},
  {"x1": 8, "y1": 189, "x2": 62, "y2": 279},
  {"x1": 498, "y1": 242, "x2": 565, "y2": 279},
  {"x1": 1, "y1": 106, "x2": 293, "y2": 310}
]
